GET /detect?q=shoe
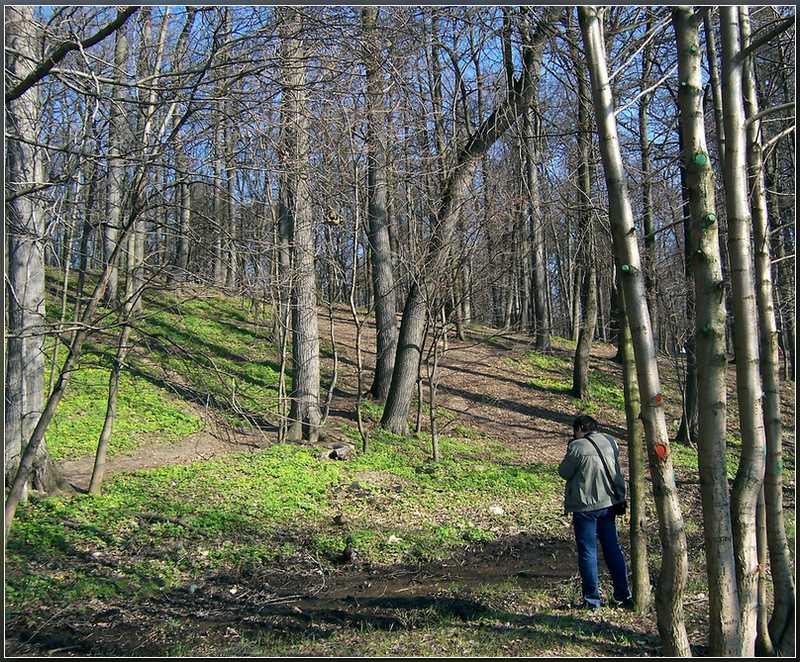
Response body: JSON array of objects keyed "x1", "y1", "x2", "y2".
[
  {"x1": 612, "y1": 597, "x2": 635, "y2": 610},
  {"x1": 580, "y1": 601, "x2": 601, "y2": 611}
]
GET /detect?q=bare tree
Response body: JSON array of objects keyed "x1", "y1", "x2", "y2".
[
  {"x1": 380, "y1": 7, "x2": 562, "y2": 434},
  {"x1": 279, "y1": 7, "x2": 322, "y2": 443},
  {"x1": 739, "y1": 7, "x2": 795, "y2": 655},
  {"x1": 4, "y1": 6, "x2": 70, "y2": 496}
]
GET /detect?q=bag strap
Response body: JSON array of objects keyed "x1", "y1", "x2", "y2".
[{"x1": 584, "y1": 432, "x2": 621, "y2": 501}]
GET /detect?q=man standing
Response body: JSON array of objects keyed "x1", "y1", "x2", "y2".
[{"x1": 559, "y1": 414, "x2": 632, "y2": 610}]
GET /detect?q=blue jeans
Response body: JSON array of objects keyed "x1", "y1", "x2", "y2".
[{"x1": 572, "y1": 506, "x2": 631, "y2": 607}]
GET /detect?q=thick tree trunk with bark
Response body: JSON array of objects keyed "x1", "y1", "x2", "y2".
[
  {"x1": 103, "y1": 28, "x2": 129, "y2": 305},
  {"x1": 673, "y1": 8, "x2": 740, "y2": 655},
  {"x1": 578, "y1": 8, "x2": 691, "y2": 655},
  {"x1": 617, "y1": 274, "x2": 651, "y2": 613},
  {"x1": 4, "y1": 6, "x2": 69, "y2": 496},
  {"x1": 279, "y1": 8, "x2": 322, "y2": 443}
]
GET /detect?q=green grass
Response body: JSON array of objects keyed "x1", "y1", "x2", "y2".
[
  {"x1": 507, "y1": 351, "x2": 625, "y2": 414},
  {"x1": 7, "y1": 426, "x2": 565, "y2": 612},
  {"x1": 134, "y1": 294, "x2": 283, "y2": 425},
  {"x1": 42, "y1": 274, "x2": 284, "y2": 460},
  {"x1": 47, "y1": 364, "x2": 203, "y2": 461},
  {"x1": 58, "y1": 283, "x2": 282, "y2": 432},
  {"x1": 669, "y1": 440, "x2": 740, "y2": 479}
]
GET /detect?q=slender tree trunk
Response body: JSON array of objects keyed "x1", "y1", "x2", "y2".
[
  {"x1": 639, "y1": 15, "x2": 659, "y2": 345},
  {"x1": 719, "y1": 8, "x2": 767, "y2": 656},
  {"x1": 224, "y1": 121, "x2": 238, "y2": 290},
  {"x1": 173, "y1": 151, "x2": 191, "y2": 279},
  {"x1": 755, "y1": 490, "x2": 774, "y2": 655},
  {"x1": 103, "y1": 27, "x2": 129, "y2": 305},
  {"x1": 213, "y1": 126, "x2": 226, "y2": 287},
  {"x1": 571, "y1": 265, "x2": 582, "y2": 343},
  {"x1": 570, "y1": 24, "x2": 596, "y2": 400},
  {"x1": 702, "y1": 11, "x2": 737, "y2": 360},
  {"x1": 764, "y1": 154, "x2": 795, "y2": 382},
  {"x1": 673, "y1": 8, "x2": 741, "y2": 655},
  {"x1": 89, "y1": 321, "x2": 131, "y2": 494},
  {"x1": 703, "y1": 11, "x2": 726, "y2": 167},
  {"x1": 739, "y1": 8, "x2": 795, "y2": 654},
  {"x1": 579, "y1": 8, "x2": 690, "y2": 654},
  {"x1": 523, "y1": 107, "x2": 550, "y2": 350},
  {"x1": 618, "y1": 272, "x2": 651, "y2": 613}
]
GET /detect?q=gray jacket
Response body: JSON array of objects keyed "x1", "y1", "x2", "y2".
[{"x1": 558, "y1": 431, "x2": 626, "y2": 514}]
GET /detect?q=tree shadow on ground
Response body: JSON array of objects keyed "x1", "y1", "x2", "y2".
[
  {"x1": 436, "y1": 383, "x2": 627, "y2": 439},
  {"x1": 6, "y1": 533, "x2": 661, "y2": 656}
]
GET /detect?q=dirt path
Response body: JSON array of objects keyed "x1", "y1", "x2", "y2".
[
  {"x1": 325, "y1": 309, "x2": 625, "y2": 465},
  {"x1": 59, "y1": 428, "x2": 269, "y2": 490}
]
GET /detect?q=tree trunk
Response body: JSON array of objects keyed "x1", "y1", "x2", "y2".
[
  {"x1": 213, "y1": 126, "x2": 226, "y2": 287},
  {"x1": 639, "y1": 15, "x2": 659, "y2": 345},
  {"x1": 739, "y1": 7, "x2": 795, "y2": 654},
  {"x1": 173, "y1": 150, "x2": 191, "y2": 279},
  {"x1": 570, "y1": 24, "x2": 596, "y2": 400},
  {"x1": 224, "y1": 120, "x2": 238, "y2": 290},
  {"x1": 578, "y1": 8, "x2": 690, "y2": 655},
  {"x1": 618, "y1": 272, "x2": 651, "y2": 613},
  {"x1": 103, "y1": 27, "x2": 129, "y2": 305},
  {"x1": 719, "y1": 8, "x2": 768, "y2": 655},
  {"x1": 362, "y1": 7, "x2": 399, "y2": 402},
  {"x1": 673, "y1": 8, "x2": 741, "y2": 655},
  {"x1": 571, "y1": 265, "x2": 582, "y2": 342},
  {"x1": 764, "y1": 154, "x2": 795, "y2": 382},
  {"x1": 4, "y1": 6, "x2": 69, "y2": 496},
  {"x1": 279, "y1": 8, "x2": 322, "y2": 443},
  {"x1": 523, "y1": 107, "x2": 550, "y2": 350}
]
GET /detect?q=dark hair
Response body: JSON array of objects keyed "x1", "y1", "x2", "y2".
[{"x1": 573, "y1": 414, "x2": 599, "y2": 433}]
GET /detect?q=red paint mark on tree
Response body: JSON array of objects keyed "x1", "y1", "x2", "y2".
[
  {"x1": 655, "y1": 443, "x2": 668, "y2": 460},
  {"x1": 653, "y1": 393, "x2": 663, "y2": 406}
]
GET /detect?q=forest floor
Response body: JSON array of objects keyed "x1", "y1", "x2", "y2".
[{"x1": 5, "y1": 285, "x2": 796, "y2": 657}]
